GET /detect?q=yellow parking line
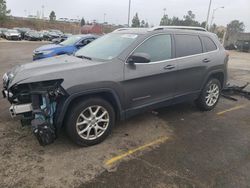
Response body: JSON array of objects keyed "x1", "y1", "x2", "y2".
[
  {"x1": 217, "y1": 105, "x2": 246, "y2": 115},
  {"x1": 105, "y1": 136, "x2": 169, "y2": 166}
]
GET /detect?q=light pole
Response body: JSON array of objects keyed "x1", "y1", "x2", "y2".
[
  {"x1": 205, "y1": 0, "x2": 212, "y2": 30},
  {"x1": 127, "y1": 0, "x2": 131, "y2": 27},
  {"x1": 163, "y1": 8, "x2": 166, "y2": 16},
  {"x1": 41, "y1": 5, "x2": 45, "y2": 20},
  {"x1": 104, "y1": 13, "x2": 106, "y2": 23},
  {"x1": 209, "y1": 6, "x2": 224, "y2": 29}
]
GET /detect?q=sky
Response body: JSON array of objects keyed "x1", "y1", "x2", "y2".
[{"x1": 6, "y1": 0, "x2": 250, "y2": 31}]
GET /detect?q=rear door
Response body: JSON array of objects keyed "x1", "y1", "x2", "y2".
[
  {"x1": 123, "y1": 34, "x2": 177, "y2": 109},
  {"x1": 173, "y1": 34, "x2": 208, "y2": 98}
]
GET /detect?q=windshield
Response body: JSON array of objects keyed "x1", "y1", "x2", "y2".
[
  {"x1": 8, "y1": 29, "x2": 18, "y2": 33},
  {"x1": 75, "y1": 33, "x2": 138, "y2": 60},
  {"x1": 60, "y1": 35, "x2": 82, "y2": 46}
]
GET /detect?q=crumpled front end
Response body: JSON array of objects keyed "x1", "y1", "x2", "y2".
[{"x1": 2, "y1": 74, "x2": 67, "y2": 146}]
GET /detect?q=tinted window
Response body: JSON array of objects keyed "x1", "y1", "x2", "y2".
[
  {"x1": 133, "y1": 34, "x2": 172, "y2": 62},
  {"x1": 175, "y1": 35, "x2": 202, "y2": 57},
  {"x1": 202, "y1": 36, "x2": 217, "y2": 52}
]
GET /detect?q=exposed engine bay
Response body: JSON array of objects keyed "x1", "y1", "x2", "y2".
[{"x1": 3, "y1": 77, "x2": 66, "y2": 146}]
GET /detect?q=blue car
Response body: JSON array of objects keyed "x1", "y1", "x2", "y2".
[{"x1": 33, "y1": 34, "x2": 98, "y2": 60}]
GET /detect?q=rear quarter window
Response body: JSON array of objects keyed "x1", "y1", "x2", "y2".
[
  {"x1": 201, "y1": 36, "x2": 218, "y2": 52},
  {"x1": 175, "y1": 34, "x2": 202, "y2": 58}
]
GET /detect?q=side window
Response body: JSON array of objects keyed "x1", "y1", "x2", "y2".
[
  {"x1": 175, "y1": 35, "x2": 202, "y2": 58},
  {"x1": 133, "y1": 34, "x2": 172, "y2": 62},
  {"x1": 82, "y1": 38, "x2": 94, "y2": 45},
  {"x1": 201, "y1": 36, "x2": 217, "y2": 52}
]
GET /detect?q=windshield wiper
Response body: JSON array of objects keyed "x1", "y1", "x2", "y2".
[{"x1": 76, "y1": 55, "x2": 92, "y2": 60}]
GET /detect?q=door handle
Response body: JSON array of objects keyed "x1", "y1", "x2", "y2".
[
  {"x1": 203, "y1": 58, "x2": 211, "y2": 63},
  {"x1": 164, "y1": 65, "x2": 175, "y2": 70}
]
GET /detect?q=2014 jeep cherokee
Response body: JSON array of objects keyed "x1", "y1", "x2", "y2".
[{"x1": 2, "y1": 26, "x2": 228, "y2": 146}]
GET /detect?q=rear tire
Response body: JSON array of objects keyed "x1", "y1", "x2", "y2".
[
  {"x1": 65, "y1": 97, "x2": 115, "y2": 146},
  {"x1": 196, "y1": 78, "x2": 221, "y2": 111}
]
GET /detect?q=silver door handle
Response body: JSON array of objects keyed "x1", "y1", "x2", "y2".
[{"x1": 164, "y1": 65, "x2": 175, "y2": 70}]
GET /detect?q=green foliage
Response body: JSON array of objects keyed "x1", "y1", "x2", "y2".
[
  {"x1": 227, "y1": 20, "x2": 245, "y2": 34},
  {"x1": 216, "y1": 30, "x2": 224, "y2": 39},
  {"x1": 140, "y1": 20, "x2": 145, "y2": 27},
  {"x1": 49, "y1": 11, "x2": 56, "y2": 21},
  {"x1": 182, "y1": 10, "x2": 200, "y2": 26},
  {"x1": 159, "y1": 11, "x2": 202, "y2": 27},
  {"x1": 210, "y1": 23, "x2": 217, "y2": 33},
  {"x1": 80, "y1": 17, "x2": 85, "y2": 26},
  {"x1": 0, "y1": 0, "x2": 10, "y2": 22},
  {"x1": 131, "y1": 13, "x2": 140, "y2": 27},
  {"x1": 200, "y1": 21, "x2": 206, "y2": 28},
  {"x1": 160, "y1": 14, "x2": 171, "y2": 26}
]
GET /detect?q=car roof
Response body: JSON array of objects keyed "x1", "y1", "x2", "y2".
[{"x1": 112, "y1": 26, "x2": 212, "y2": 36}]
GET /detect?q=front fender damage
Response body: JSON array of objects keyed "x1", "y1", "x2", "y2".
[
  {"x1": 5, "y1": 80, "x2": 67, "y2": 146},
  {"x1": 31, "y1": 93, "x2": 57, "y2": 146}
]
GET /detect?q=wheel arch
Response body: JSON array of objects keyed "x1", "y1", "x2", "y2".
[
  {"x1": 55, "y1": 88, "x2": 124, "y2": 130},
  {"x1": 202, "y1": 70, "x2": 226, "y2": 90}
]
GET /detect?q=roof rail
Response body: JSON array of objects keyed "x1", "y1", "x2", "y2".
[
  {"x1": 113, "y1": 28, "x2": 131, "y2": 32},
  {"x1": 148, "y1": 26, "x2": 207, "y2": 32},
  {"x1": 113, "y1": 27, "x2": 148, "y2": 33}
]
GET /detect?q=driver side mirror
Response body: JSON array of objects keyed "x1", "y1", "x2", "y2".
[{"x1": 127, "y1": 53, "x2": 151, "y2": 64}]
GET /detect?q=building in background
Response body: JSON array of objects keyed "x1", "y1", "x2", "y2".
[
  {"x1": 225, "y1": 32, "x2": 250, "y2": 52},
  {"x1": 81, "y1": 24, "x2": 103, "y2": 34}
]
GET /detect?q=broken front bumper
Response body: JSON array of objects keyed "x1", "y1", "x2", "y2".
[
  {"x1": 9, "y1": 103, "x2": 32, "y2": 117},
  {"x1": 2, "y1": 89, "x2": 13, "y2": 99}
]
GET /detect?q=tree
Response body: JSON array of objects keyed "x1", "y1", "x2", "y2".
[
  {"x1": 200, "y1": 21, "x2": 206, "y2": 28},
  {"x1": 182, "y1": 10, "x2": 200, "y2": 26},
  {"x1": 210, "y1": 23, "x2": 217, "y2": 33},
  {"x1": 183, "y1": 10, "x2": 195, "y2": 21},
  {"x1": 0, "y1": 0, "x2": 10, "y2": 22},
  {"x1": 80, "y1": 17, "x2": 86, "y2": 26},
  {"x1": 171, "y1": 16, "x2": 182, "y2": 26},
  {"x1": 49, "y1": 11, "x2": 56, "y2": 21},
  {"x1": 131, "y1": 13, "x2": 140, "y2": 27},
  {"x1": 145, "y1": 22, "x2": 149, "y2": 28},
  {"x1": 227, "y1": 20, "x2": 245, "y2": 34},
  {"x1": 160, "y1": 14, "x2": 170, "y2": 26},
  {"x1": 140, "y1": 20, "x2": 145, "y2": 27}
]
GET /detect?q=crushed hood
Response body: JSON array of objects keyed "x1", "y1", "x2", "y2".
[{"x1": 8, "y1": 55, "x2": 101, "y2": 88}]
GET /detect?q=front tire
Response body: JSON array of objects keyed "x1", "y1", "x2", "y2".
[
  {"x1": 65, "y1": 98, "x2": 115, "y2": 146},
  {"x1": 196, "y1": 78, "x2": 221, "y2": 111}
]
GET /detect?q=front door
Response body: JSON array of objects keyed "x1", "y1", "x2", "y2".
[{"x1": 123, "y1": 34, "x2": 177, "y2": 110}]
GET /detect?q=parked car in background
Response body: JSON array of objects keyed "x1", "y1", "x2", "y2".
[
  {"x1": 24, "y1": 30, "x2": 43, "y2": 41},
  {"x1": 2, "y1": 26, "x2": 228, "y2": 146},
  {"x1": 43, "y1": 30, "x2": 63, "y2": 41},
  {"x1": 0, "y1": 28, "x2": 8, "y2": 38},
  {"x1": 3, "y1": 29, "x2": 21, "y2": 40},
  {"x1": 15, "y1": 27, "x2": 31, "y2": 39},
  {"x1": 58, "y1": 18, "x2": 69, "y2": 22},
  {"x1": 52, "y1": 33, "x2": 72, "y2": 44},
  {"x1": 33, "y1": 34, "x2": 98, "y2": 60},
  {"x1": 38, "y1": 30, "x2": 48, "y2": 39}
]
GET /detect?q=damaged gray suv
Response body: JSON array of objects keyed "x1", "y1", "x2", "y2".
[{"x1": 2, "y1": 26, "x2": 228, "y2": 146}]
